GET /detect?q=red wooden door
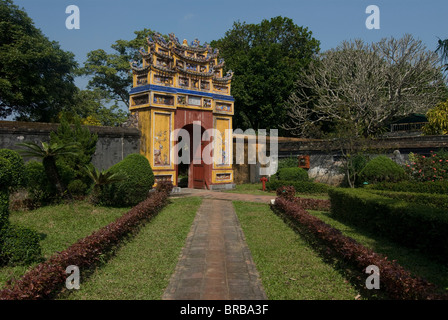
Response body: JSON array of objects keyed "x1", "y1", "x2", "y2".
[{"x1": 192, "y1": 141, "x2": 205, "y2": 189}]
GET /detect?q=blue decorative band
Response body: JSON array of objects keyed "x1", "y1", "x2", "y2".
[{"x1": 129, "y1": 84, "x2": 235, "y2": 102}]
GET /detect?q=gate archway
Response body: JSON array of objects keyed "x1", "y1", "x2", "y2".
[{"x1": 128, "y1": 33, "x2": 235, "y2": 189}]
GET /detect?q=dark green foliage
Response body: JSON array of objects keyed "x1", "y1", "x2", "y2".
[
  {"x1": 276, "y1": 167, "x2": 309, "y2": 182},
  {"x1": 99, "y1": 154, "x2": 155, "y2": 207},
  {"x1": 0, "y1": 224, "x2": 41, "y2": 266},
  {"x1": 24, "y1": 160, "x2": 75, "y2": 205},
  {"x1": 211, "y1": 16, "x2": 320, "y2": 135},
  {"x1": 67, "y1": 179, "x2": 88, "y2": 197},
  {"x1": 0, "y1": 158, "x2": 12, "y2": 234},
  {"x1": 18, "y1": 141, "x2": 80, "y2": 199},
  {"x1": 0, "y1": 0, "x2": 77, "y2": 121},
  {"x1": 365, "y1": 180, "x2": 448, "y2": 194},
  {"x1": 0, "y1": 189, "x2": 9, "y2": 242},
  {"x1": 79, "y1": 28, "x2": 160, "y2": 108},
  {"x1": 0, "y1": 155, "x2": 42, "y2": 267},
  {"x1": 266, "y1": 179, "x2": 330, "y2": 194},
  {"x1": 0, "y1": 156, "x2": 12, "y2": 189},
  {"x1": 84, "y1": 164, "x2": 126, "y2": 204},
  {"x1": 340, "y1": 153, "x2": 370, "y2": 188},
  {"x1": 50, "y1": 113, "x2": 98, "y2": 188},
  {"x1": 368, "y1": 190, "x2": 448, "y2": 210},
  {"x1": 328, "y1": 188, "x2": 448, "y2": 264},
  {"x1": 277, "y1": 155, "x2": 298, "y2": 171},
  {"x1": 359, "y1": 155, "x2": 406, "y2": 184},
  {"x1": 0, "y1": 149, "x2": 25, "y2": 190}
]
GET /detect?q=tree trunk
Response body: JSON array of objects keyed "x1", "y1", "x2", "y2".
[{"x1": 42, "y1": 156, "x2": 72, "y2": 200}]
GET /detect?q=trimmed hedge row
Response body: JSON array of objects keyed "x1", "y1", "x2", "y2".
[
  {"x1": 274, "y1": 189, "x2": 447, "y2": 300},
  {"x1": 266, "y1": 179, "x2": 331, "y2": 194},
  {"x1": 367, "y1": 190, "x2": 448, "y2": 210},
  {"x1": 328, "y1": 188, "x2": 448, "y2": 264},
  {"x1": 0, "y1": 182, "x2": 173, "y2": 300},
  {"x1": 365, "y1": 180, "x2": 448, "y2": 194}
]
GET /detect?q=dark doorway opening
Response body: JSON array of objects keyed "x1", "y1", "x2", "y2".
[{"x1": 175, "y1": 123, "x2": 208, "y2": 189}]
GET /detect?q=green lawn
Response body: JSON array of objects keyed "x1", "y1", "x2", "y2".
[
  {"x1": 225, "y1": 183, "x2": 329, "y2": 200},
  {"x1": 60, "y1": 197, "x2": 202, "y2": 300},
  {"x1": 233, "y1": 201, "x2": 360, "y2": 300},
  {"x1": 1, "y1": 201, "x2": 128, "y2": 288}
]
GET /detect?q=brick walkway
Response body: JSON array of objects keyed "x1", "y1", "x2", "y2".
[
  {"x1": 162, "y1": 191, "x2": 270, "y2": 300},
  {"x1": 169, "y1": 187, "x2": 276, "y2": 204}
]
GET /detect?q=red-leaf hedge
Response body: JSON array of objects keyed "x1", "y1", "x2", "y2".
[
  {"x1": 0, "y1": 182, "x2": 173, "y2": 300},
  {"x1": 276, "y1": 185, "x2": 331, "y2": 211},
  {"x1": 274, "y1": 188, "x2": 448, "y2": 300}
]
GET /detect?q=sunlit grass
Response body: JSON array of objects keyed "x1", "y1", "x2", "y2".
[
  {"x1": 233, "y1": 201, "x2": 359, "y2": 300},
  {"x1": 1, "y1": 201, "x2": 128, "y2": 289},
  {"x1": 61, "y1": 197, "x2": 202, "y2": 300}
]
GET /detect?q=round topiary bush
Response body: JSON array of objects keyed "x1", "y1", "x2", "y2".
[
  {"x1": 99, "y1": 154, "x2": 155, "y2": 207},
  {"x1": 276, "y1": 167, "x2": 309, "y2": 182},
  {"x1": 359, "y1": 155, "x2": 407, "y2": 184},
  {"x1": 0, "y1": 149, "x2": 25, "y2": 190}
]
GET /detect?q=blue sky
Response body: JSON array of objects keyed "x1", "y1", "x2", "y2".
[{"x1": 12, "y1": 0, "x2": 448, "y2": 90}]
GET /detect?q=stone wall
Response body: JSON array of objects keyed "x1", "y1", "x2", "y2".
[
  {"x1": 232, "y1": 134, "x2": 448, "y2": 186},
  {"x1": 0, "y1": 121, "x2": 141, "y2": 170}
]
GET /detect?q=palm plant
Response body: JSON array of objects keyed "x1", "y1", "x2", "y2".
[
  {"x1": 18, "y1": 141, "x2": 80, "y2": 199},
  {"x1": 84, "y1": 164, "x2": 126, "y2": 204}
]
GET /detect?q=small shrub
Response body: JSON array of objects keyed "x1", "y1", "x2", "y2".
[
  {"x1": 24, "y1": 161, "x2": 75, "y2": 205},
  {"x1": 404, "y1": 150, "x2": 448, "y2": 182},
  {"x1": 0, "y1": 157, "x2": 12, "y2": 190},
  {"x1": 0, "y1": 224, "x2": 41, "y2": 266},
  {"x1": 24, "y1": 161, "x2": 53, "y2": 205},
  {"x1": 0, "y1": 158, "x2": 12, "y2": 231},
  {"x1": 0, "y1": 149, "x2": 25, "y2": 190},
  {"x1": 99, "y1": 154, "x2": 155, "y2": 207},
  {"x1": 359, "y1": 155, "x2": 406, "y2": 184},
  {"x1": 67, "y1": 179, "x2": 88, "y2": 196},
  {"x1": 276, "y1": 167, "x2": 309, "y2": 181},
  {"x1": 278, "y1": 155, "x2": 298, "y2": 170}
]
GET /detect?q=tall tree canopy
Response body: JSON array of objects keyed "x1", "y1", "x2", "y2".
[
  {"x1": 0, "y1": 0, "x2": 78, "y2": 122},
  {"x1": 285, "y1": 34, "x2": 447, "y2": 138},
  {"x1": 211, "y1": 16, "x2": 320, "y2": 135},
  {"x1": 78, "y1": 28, "x2": 164, "y2": 109}
]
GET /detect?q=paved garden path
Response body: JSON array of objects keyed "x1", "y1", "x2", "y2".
[{"x1": 162, "y1": 189, "x2": 273, "y2": 300}]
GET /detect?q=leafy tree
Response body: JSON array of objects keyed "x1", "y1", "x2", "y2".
[
  {"x1": 211, "y1": 16, "x2": 320, "y2": 135},
  {"x1": 64, "y1": 89, "x2": 129, "y2": 127},
  {"x1": 285, "y1": 35, "x2": 447, "y2": 138},
  {"x1": 78, "y1": 29, "x2": 162, "y2": 109},
  {"x1": 17, "y1": 141, "x2": 79, "y2": 199},
  {"x1": 50, "y1": 113, "x2": 98, "y2": 189},
  {"x1": 0, "y1": 0, "x2": 78, "y2": 122},
  {"x1": 423, "y1": 99, "x2": 448, "y2": 135}
]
